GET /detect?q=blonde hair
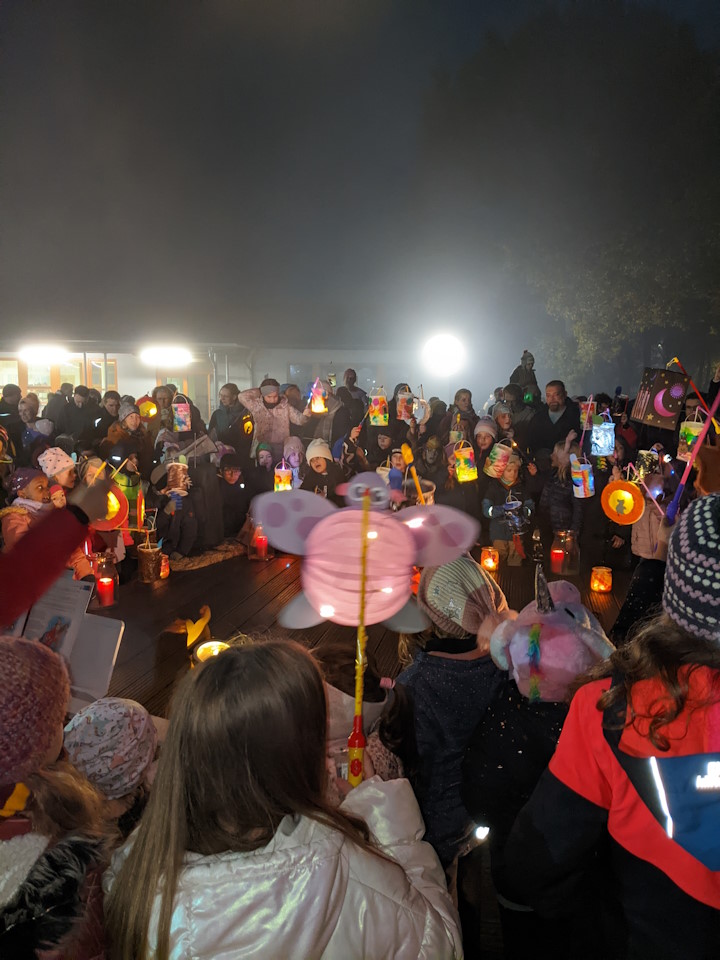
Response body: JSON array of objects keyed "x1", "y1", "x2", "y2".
[{"x1": 554, "y1": 441, "x2": 580, "y2": 481}]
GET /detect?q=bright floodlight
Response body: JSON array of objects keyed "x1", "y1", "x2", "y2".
[
  {"x1": 19, "y1": 344, "x2": 70, "y2": 364},
  {"x1": 140, "y1": 346, "x2": 193, "y2": 367},
  {"x1": 422, "y1": 333, "x2": 465, "y2": 376}
]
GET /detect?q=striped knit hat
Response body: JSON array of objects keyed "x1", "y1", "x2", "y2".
[
  {"x1": 417, "y1": 555, "x2": 509, "y2": 640},
  {"x1": 663, "y1": 494, "x2": 720, "y2": 643}
]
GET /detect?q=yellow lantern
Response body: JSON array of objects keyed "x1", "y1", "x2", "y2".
[
  {"x1": 480, "y1": 546, "x2": 499, "y2": 571},
  {"x1": 590, "y1": 566, "x2": 612, "y2": 593},
  {"x1": 310, "y1": 378, "x2": 327, "y2": 414},
  {"x1": 454, "y1": 441, "x2": 478, "y2": 483},
  {"x1": 274, "y1": 459, "x2": 293, "y2": 492},
  {"x1": 137, "y1": 394, "x2": 158, "y2": 422},
  {"x1": 193, "y1": 640, "x2": 230, "y2": 664},
  {"x1": 601, "y1": 480, "x2": 645, "y2": 525}
]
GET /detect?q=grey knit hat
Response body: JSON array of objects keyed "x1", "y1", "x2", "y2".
[
  {"x1": 662, "y1": 495, "x2": 720, "y2": 642},
  {"x1": 416, "y1": 555, "x2": 509, "y2": 640},
  {"x1": 119, "y1": 401, "x2": 140, "y2": 422}
]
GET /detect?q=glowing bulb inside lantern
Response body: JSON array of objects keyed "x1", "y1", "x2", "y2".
[
  {"x1": 406, "y1": 517, "x2": 424, "y2": 529},
  {"x1": 367, "y1": 531, "x2": 378, "y2": 539},
  {"x1": 320, "y1": 604, "x2": 335, "y2": 617},
  {"x1": 381, "y1": 587, "x2": 393, "y2": 594},
  {"x1": 475, "y1": 825, "x2": 490, "y2": 841}
]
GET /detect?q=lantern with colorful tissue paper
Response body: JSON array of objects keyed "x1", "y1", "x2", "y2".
[
  {"x1": 309, "y1": 378, "x2": 327, "y2": 414},
  {"x1": 172, "y1": 394, "x2": 192, "y2": 432},
  {"x1": 483, "y1": 438, "x2": 514, "y2": 478},
  {"x1": 368, "y1": 389, "x2": 388, "y2": 426},
  {"x1": 590, "y1": 413, "x2": 615, "y2": 457},
  {"x1": 454, "y1": 441, "x2": 478, "y2": 483},
  {"x1": 634, "y1": 449, "x2": 659, "y2": 482},
  {"x1": 590, "y1": 566, "x2": 612, "y2": 593},
  {"x1": 481, "y1": 546, "x2": 499, "y2": 571},
  {"x1": 448, "y1": 414, "x2": 464, "y2": 445},
  {"x1": 601, "y1": 479, "x2": 645, "y2": 525},
  {"x1": 677, "y1": 409, "x2": 705, "y2": 463},
  {"x1": 136, "y1": 394, "x2": 157, "y2": 422},
  {"x1": 396, "y1": 391, "x2": 413, "y2": 421},
  {"x1": 570, "y1": 454, "x2": 595, "y2": 499},
  {"x1": 274, "y1": 459, "x2": 293, "y2": 492}
]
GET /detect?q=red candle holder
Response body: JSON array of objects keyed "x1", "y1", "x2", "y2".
[{"x1": 96, "y1": 577, "x2": 115, "y2": 606}]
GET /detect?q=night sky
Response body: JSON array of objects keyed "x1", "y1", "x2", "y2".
[{"x1": 1, "y1": 0, "x2": 717, "y2": 346}]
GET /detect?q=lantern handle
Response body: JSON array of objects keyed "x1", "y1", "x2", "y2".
[
  {"x1": 579, "y1": 393, "x2": 594, "y2": 450},
  {"x1": 627, "y1": 463, "x2": 666, "y2": 519}
]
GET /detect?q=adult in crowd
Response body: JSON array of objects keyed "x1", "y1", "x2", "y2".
[
  {"x1": 502, "y1": 382, "x2": 535, "y2": 450},
  {"x1": 0, "y1": 383, "x2": 23, "y2": 451},
  {"x1": 509, "y1": 349, "x2": 538, "y2": 390},
  {"x1": 503, "y1": 495, "x2": 720, "y2": 960},
  {"x1": 342, "y1": 368, "x2": 368, "y2": 404},
  {"x1": 42, "y1": 381, "x2": 74, "y2": 423},
  {"x1": 238, "y1": 377, "x2": 309, "y2": 462},
  {"x1": 280, "y1": 383, "x2": 306, "y2": 412},
  {"x1": 0, "y1": 638, "x2": 109, "y2": 959},
  {"x1": 17, "y1": 394, "x2": 52, "y2": 458},
  {"x1": 55, "y1": 384, "x2": 96, "y2": 443},
  {"x1": 147, "y1": 385, "x2": 175, "y2": 440},
  {"x1": 101, "y1": 402, "x2": 155, "y2": 480},
  {"x1": 93, "y1": 390, "x2": 121, "y2": 439},
  {"x1": 208, "y1": 383, "x2": 247, "y2": 442},
  {"x1": 439, "y1": 388, "x2": 478, "y2": 442},
  {"x1": 528, "y1": 380, "x2": 582, "y2": 455},
  {"x1": 104, "y1": 641, "x2": 463, "y2": 960}
]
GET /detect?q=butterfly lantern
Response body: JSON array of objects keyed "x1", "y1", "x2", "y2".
[
  {"x1": 490, "y1": 565, "x2": 614, "y2": 702},
  {"x1": 252, "y1": 472, "x2": 479, "y2": 633}
]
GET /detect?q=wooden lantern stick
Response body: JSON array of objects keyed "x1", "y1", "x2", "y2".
[{"x1": 347, "y1": 489, "x2": 371, "y2": 788}]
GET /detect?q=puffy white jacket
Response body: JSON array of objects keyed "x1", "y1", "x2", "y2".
[{"x1": 104, "y1": 778, "x2": 463, "y2": 959}]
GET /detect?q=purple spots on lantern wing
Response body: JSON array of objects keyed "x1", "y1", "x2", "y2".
[
  {"x1": 440, "y1": 522, "x2": 465, "y2": 546},
  {"x1": 411, "y1": 527, "x2": 430, "y2": 552},
  {"x1": 298, "y1": 515, "x2": 320, "y2": 539},
  {"x1": 265, "y1": 503, "x2": 287, "y2": 528},
  {"x1": 291, "y1": 497, "x2": 305, "y2": 513},
  {"x1": 670, "y1": 384, "x2": 684, "y2": 399}
]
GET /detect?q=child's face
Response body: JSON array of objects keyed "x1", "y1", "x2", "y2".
[
  {"x1": 257, "y1": 451, "x2": 273, "y2": 469},
  {"x1": 501, "y1": 460, "x2": 520, "y2": 485},
  {"x1": 287, "y1": 451, "x2": 302, "y2": 468},
  {"x1": 390, "y1": 452, "x2": 404, "y2": 471},
  {"x1": 378, "y1": 434, "x2": 392, "y2": 450},
  {"x1": 222, "y1": 467, "x2": 242, "y2": 485},
  {"x1": 24, "y1": 476, "x2": 51, "y2": 503},
  {"x1": 51, "y1": 489, "x2": 66, "y2": 508},
  {"x1": 496, "y1": 412, "x2": 512, "y2": 431},
  {"x1": 124, "y1": 413, "x2": 141, "y2": 432},
  {"x1": 56, "y1": 466, "x2": 76, "y2": 489},
  {"x1": 309, "y1": 456, "x2": 327, "y2": 473},
  {"x1": 84, "y1": 464, "x2": 102, "y2": 486},
  {"x1": 476, "y1": 432, "x2": 494, "y2": 452}
]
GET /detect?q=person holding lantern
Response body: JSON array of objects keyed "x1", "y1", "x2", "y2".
[
  {"x1": 482, "y1": 454, "x2": 535, "y2": 565},
  {"x1": 208, "y1": 383, "x2": 247, "y2": 442},
  {"x1": 100, "y1": 402, "x2": 155, "y2": 481},
  {"x1": 300, "y1": 438, "x2": 345, "y2": 506},
  {"x1": 528, "y1": 380, "x2": 582, "y2": 455},
  {"x1": 436, "y1": 442, "x2": 483, "y2": 522},
  {"x1": 238, "y1": 377, "x2": 310, "y2": 463}
]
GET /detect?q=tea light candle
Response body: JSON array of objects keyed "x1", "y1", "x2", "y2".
[
  {"x1": 194, "y1": 640, "x2": 230, "y2": 662},
  {"x1": 255, "y1": 534, "x2": 268, "y2": 559},
  {"x1": 550, "y1": 548, "x2": 565, "y2": 576},
  {"x1": 480, "y1": 546, "x2": 499, "y2": 571},
  {"x1": 590, "y1": 566, "x2": 612, "y2": 593},
  {"x1": 96, "y1": 577, "x2": 115, "y2": 606}
]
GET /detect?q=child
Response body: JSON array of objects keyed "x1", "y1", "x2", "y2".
[
  {"x1": 435, "y1": 442, "x2": 483, "y2": 521},
  {"x1": 104, "y1": 641, "x2": 463, "y2": 960},
  {"x1": 473, "y1": 415, "x2": 497, "y2": 471},
  {"x1": 154, "y1": 460, "x2": 198, "y2": 560},
  {"x1": 283, "y1": 435, "x2": 307, "y2": 488},
  {"x1": 38, "y1": 445, "x2": 77, "y2": 490},
  {"x1": 300, "y1": 438, "x2": 345, "y2": 506},
  {"x1": 538, "y1": 438, "x2": 583, "y2": 539},
  {"x1": 338, "y1": 424, "x2": 370, "y2": 479},
  {"x1": 492, "y1": 402, "x2": 514, "y2": 442},
  {"x1": 1, "y1": 468, "x2": 51, "y2": 550},
  {"x1": 217, "y1": 453, "x2": 250, "y2": 538},
  {"x1": 0, "y1": 637, "x2": 109, "y2": 958},
  {"x1": 630, "y1": 472, "x2": 664, "y2": 560},
  {"x1": 49, "y1": 483, "x2": 67, "y2": 508},
  {"x1": 248, "y1": 441, "x2": 275, "y2": 495},
  {"x1": 367, "y1": 425, "x2": 394, "y2": 468},
  {"x1": 417, "y1": 436, "x2": 447, "y2": 490},
  {"x1": 64, "y1": 697, "x2": 159, "y2": 840},
  {"x1": 482, "y1": 454, "x2": 534, "y2": 565}
]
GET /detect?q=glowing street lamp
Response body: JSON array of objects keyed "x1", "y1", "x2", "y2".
[
  {"x1": 19, "y1": 344, "x2": 70, "y2": 364},
  {"x1": 140, "y1": 346, "x2": 193, "y2": 368},
  {"x1": 421, "y1": 333, "x2": 465, "y2": 377}
]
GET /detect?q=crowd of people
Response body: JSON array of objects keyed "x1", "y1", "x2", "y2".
[{"x1": 1, "y1": 351, "x2": 719, "y2": 959}]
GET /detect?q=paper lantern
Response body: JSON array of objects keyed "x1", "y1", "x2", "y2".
[
  {"x1": 483, "y1": 439, "x2": 514, "y2": 478},
  {"x1": 172, "y1": 394, "x2": 192, "y2": 432},
  {"x1": 590, "y1": 419, "x2": 615, "y2": 457},
  {"x1": 677, "y1": 416, "x2": 704, "y2": 463},
  {"x1": 396, "y1": 391, "x2": 413, "y2": 421},
  {"x1": 454, "y1": 441, "x2": 478, "y2": 483},
  {"x1": 481, "y1": 546, "x2": 499, "y2": 571},
  {"x1": 274, "y1": 459, "x2": 293, "y2": 492},
  {"x1": 601, "y1": 480, "x2": 645, "y2": 525},
  {"x1": 368, "y1": 390, "x2": 389, "y2": 427},
  {"x1": 309, "y1": 378, "x2": 327, "y2": 414},
  {"x1": 590, "y1": 566, "x2": 612, "y2": 593},
  {"x1": 92, "y1": 482, "x2": 130, "y2": 531},
  {"x1": 137, "y1": 394, "x2": 158, "y2": 422},
  {"x1": 448, "y1": 414, "x2": 464, "y2": 445},
  {"x1": 570, "y1": 454, "x2": 595, "y2": 499},
  {"x1": 634, "y1": 450, "x2": 659, "y2": 482}
]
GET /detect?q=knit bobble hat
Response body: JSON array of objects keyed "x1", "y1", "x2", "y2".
[
  {"x1": 663, "y1": 494, "x2": 720, "y2": 642},
  {"x1": 118, "y1": 401, "x2": 140, "y2": 423},
  {"x1": 0, "y1": 637, "x2": 70, "y2": 787},
  {"x1": 306, "y1": 438, "x2": 333, "y2": 462},
  {"x1": 474, "y1": 416, "x2": 498, "y2": 439},
  {"x1": 416, "y1": 555, "x2": 509, "y2": 641}
]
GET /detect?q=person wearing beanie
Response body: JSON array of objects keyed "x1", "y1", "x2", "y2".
[
  {"x1": 100, "y1": 402, "x2": 154, "y2": 480},
  {"x1": 1, "y1": 468, "x2": 51, "y2": 551},
  {"x1": 65, "y1": 697, "x2": 158, "y2": 837},
  {"x1": 38, "y1": 445, "x2": 77, "y2": 490},
  {"x1": 366, "y1": 424, "x2": 394, "y2": 468},
  {"x1": 238, "y1": 378, "x2": 310, "y2": 463},
  {"x1": 509, "y1": 349, "x2": 538, "y2": 390},
  {"x1": 0, "y1": 637, "x2": 108, "y2": 959},
  {"x1": 300, "y1": 438, "x2": 345, "y2": 506},
  {"x1": 473, "y1": 415, "x2": 498, "y2": 475},
  {"x1": 503, "y1": 495, "x2": 720, "y2": 960},
  {"x1": 416, "y1": 435, "x2": 448, "y2": 490},
  {"x1": 396, "y1": 555, "x2": 512, "y2": 869},
  {"x1": 282, "y1": 435, "x2": 307, "y2": 488},
  {"x1": 217, "y1": 453, "x2": 251, "y2": 537},
  {"x1": 247, "y1": 441, "x2": 275, "y2": 496}
]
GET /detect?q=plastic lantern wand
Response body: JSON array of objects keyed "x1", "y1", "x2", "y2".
[
  {"x1": 667, "y1": 357, "x2": 719, "y2": 433},
  {"x1": 666, "y1": 387, "x2": 720, "y2": 524},
  {"x1": 347, "y1": 489, "x2": 371, "y2": 788},
  {"x1": 401, "y1": 443, "x2": 426, "y2": 505}
]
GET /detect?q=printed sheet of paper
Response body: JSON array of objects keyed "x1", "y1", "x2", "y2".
[{"x1": 22, "y1": 574, "x2": 94, "y2": 662}]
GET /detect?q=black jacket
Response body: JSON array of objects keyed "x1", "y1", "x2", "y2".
[{"x1": 528, "y1": 401, "x2": 582, "y2": 454}]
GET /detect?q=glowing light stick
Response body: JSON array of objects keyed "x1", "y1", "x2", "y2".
[
  {"x1": 348, "y1": 489, "x2": 371, "y2": 787},
  {"x1": 401, "y1": 443, "x2": 426, "y2": 505},
  {"x1": 667, "y1": 357, "x2": 719, "y2": 434},
  {"x1": 666, "y1": 387, "x2": 720, "y2": 524}
]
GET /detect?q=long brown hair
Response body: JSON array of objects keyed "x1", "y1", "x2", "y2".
[
  {"x1": 577, "y1": 613, "x2": 720, "y2": 750},
  {"x1": 106, "y1": 640, "x2": 383, "y2": 960},
  {"x1": 26, "y1": 760, "x2": 108, "y2": 843}
]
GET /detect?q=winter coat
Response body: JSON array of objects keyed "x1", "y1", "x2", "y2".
[
  {"x1": 100, "y1": 422, "x2": 155, "y2": 480},
  {"x1": 42, "y1": 391, "x2": 69, "y2": 424},
  {"x1": 398, "y1": 649, "x2": 505, "y2": 867},
  {"x1": 300, "y1": 460, "x2": 345, "y2": 507},
  {"x1": 103, "y1": 778, "x2": 463, "y2": 960},
  {"x1": 238, "y1": 388, "x2": 308, "y2": 451},
  {"x1": 504, "y1": 670, "x2": 720, "y2": 959},
  {"x1": 55, "y1": 403, "x2": 96, "y2": 443},
  {"x1": 509, "y1": 364, "x2": 538, "y2": 389},
  {"x1": 305, "y1": 396, "x2": 352, "y2": 449},
  {"x1": 528, "y1": 401, "x2": 582, "y2": 454},
  {"x1": 539, "y1": 470, "x2": 582, "y2": 534},
  {"x1": 609, "y1": 559, "x2": 666, "y2": 647},
  {"x1": 482, "y1": 478, "x2": 534, "y2": 542},
  {"x1": 435, "y1": 478, "x2": 483, "y2": 523},
  {"x1": 631, "y1": 501, "x2": 663, "y2": 560},
  {"x1": 208, "y1": 401, "x2": 247, "y2": 442},
  {"x1": 218, "y1": 476, "x2": 251, "y2": 538},
  {"x1": 0, "y1": 823, "x2": 106, "y2": 960}
]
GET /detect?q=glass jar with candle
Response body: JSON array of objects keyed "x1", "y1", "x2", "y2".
[
  {"x1": 92, "y1": 554, "x2": 119, "y2": 607},
  {"x1": 550, "y1": 531, "x2": 580, "y2": 577},
  {"x1": 249, "y1": 521, "x2": 270, "y2": 561}
]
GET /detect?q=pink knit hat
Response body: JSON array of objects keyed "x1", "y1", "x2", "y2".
[{"x1": 0, "y1": 637, "x2": 70, "y2": 786}]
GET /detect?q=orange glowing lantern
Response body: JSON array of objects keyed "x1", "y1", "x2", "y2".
[
  {"x1": 481, "y1": 546, "x2": 499, "y2": 571},
  {"x1": 274, "y1": 459, "x2": 293, "y2": 492},
  {"x1": 92, "y1": 483, "x2": 130, "y2": 531},
  {"x1": 601, "y1": 480, "x2": 645, "y2": 525},
  {"x1": 590, "y1": 566, "x2": 612, "y2": 593},
  {"x1": 310, "y1": 378, "x2": 327, "y2": 414},
  {"x1": 193, "y1": 640, "x2": 230, "y2": 664},
  {"x1": 137, "y1": 394, "x2": 158, "y2": 422}
]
